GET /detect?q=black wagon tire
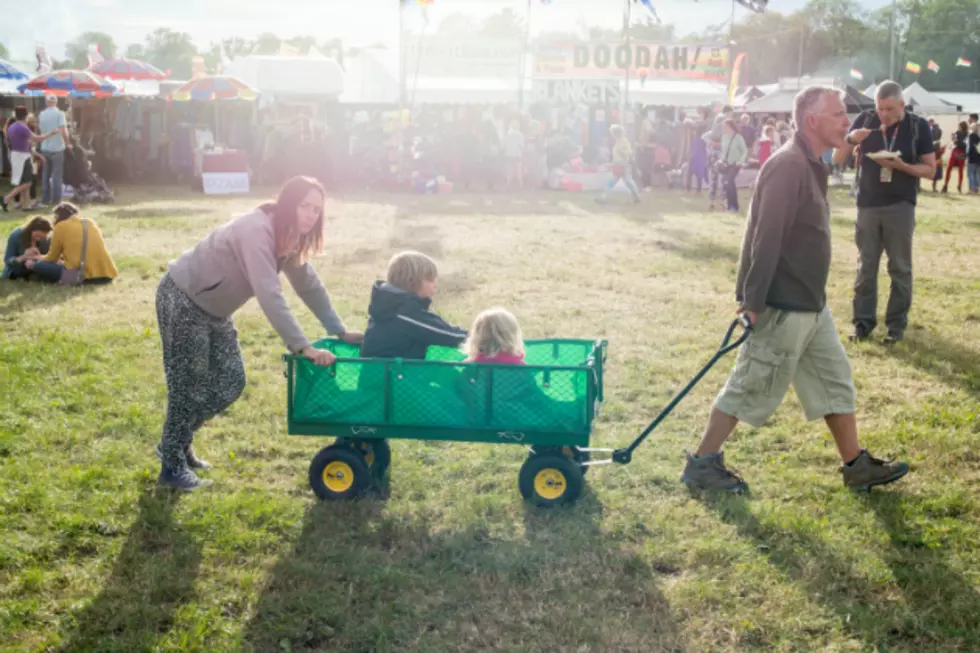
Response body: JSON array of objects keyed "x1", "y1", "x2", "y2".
[
  {"x1": 519, "y1": 454, "x2": 584, "y2": 508},
  {"x1": 309, "y1": 446, "x2": 372, "y2": 501}
]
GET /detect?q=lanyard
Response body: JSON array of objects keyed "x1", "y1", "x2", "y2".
[{"x1": 883, "y1": 121, "x2": 900, "y2": 152}]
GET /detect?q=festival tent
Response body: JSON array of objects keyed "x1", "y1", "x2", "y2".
[
  {"x1": 627, "y1": 79, "x2": 729, "y2": 107},
  {"x1": 903, "y1": 82, "x2": 961, "y2": 113},
  {"x1": 341, "y1": 47, "x2": 531, "y2": 106},
  {"x1": 224, "y1": 55, "x2": 344, "y2": 99},
  {"x1": 341, "y1": 49, "x2": 399, "y2": 105},
  {"x1": 934, "y1": 92, "x2": 980, "y2": 114},
  {"x1": 743, "y1": 77, "x2": 873, "y2": 114}
]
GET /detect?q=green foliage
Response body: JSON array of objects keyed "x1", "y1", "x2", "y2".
[{"x1": 142, "y1": 28, "x2": 197, "y2": 79}]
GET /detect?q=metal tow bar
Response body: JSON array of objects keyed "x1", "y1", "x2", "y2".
[{"x1": 611, "y1": 315, "x2": 753, "y2": 465}]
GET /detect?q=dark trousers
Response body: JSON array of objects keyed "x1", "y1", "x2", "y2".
[
  {"x1": 7, "y1": 261, "x2": 61, "y2": 283},
  {"x1": 156, "y1": 274, "x2": 246, "y2": 472},
  {"x1": 723, "y1": 166, "x2": 739, "y2": 211},
  {"x1": 853, "y1": 202, "x2": 915, "y2": 334}
]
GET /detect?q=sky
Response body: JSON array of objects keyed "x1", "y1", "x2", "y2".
[{"x1": 3, "y1": 0, "x2": 892, "y2": 64}]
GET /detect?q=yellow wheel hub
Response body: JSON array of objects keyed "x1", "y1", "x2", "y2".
[
  {"x1": 323, "y1": 461, "x2": 355, "y2": 493},
  {"x1": 534, "y1": 468, "x2": 567, "y2": 500}
]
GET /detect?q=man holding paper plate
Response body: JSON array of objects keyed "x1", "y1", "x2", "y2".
[{"x1": 833, "y1": 80, "x2": 936, "y2": 345}]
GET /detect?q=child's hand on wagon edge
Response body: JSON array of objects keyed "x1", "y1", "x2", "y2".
[{"x1": 302, "y1": 347, "x2": 336, "y2": 367}]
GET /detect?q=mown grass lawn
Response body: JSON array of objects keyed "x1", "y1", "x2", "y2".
[{"x1": 2, "y1": 183, "x2": 979, "y2": 652}]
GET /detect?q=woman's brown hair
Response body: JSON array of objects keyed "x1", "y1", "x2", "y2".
[
  {"x1": 259, "y1": 176, "x2": 326, "y2": 264},
  {"x1": 20, "y1": 216, "x2": 53, "y2": 249},
  {"x1": 53, "y1": 202, "x2": 80, "y2": 224},
  {"x1": 959, "y1": 121, "x2": 969, "y2": 134}
]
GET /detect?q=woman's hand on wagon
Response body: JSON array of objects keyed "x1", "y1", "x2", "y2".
[
  {"x1": 338, "y1": 331, "x2": 364, "y2": 345},
  {"x1": 301, "y1": 347, "x2": 336, "y2": 367}
]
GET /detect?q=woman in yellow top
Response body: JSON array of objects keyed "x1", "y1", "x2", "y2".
[{"x1": 27, "y1": 203, "x2": 118, "y2": 284}]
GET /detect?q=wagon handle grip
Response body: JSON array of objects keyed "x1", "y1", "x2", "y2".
[{"x1": 612, "y1": 318, "x2": 752, "y2": 465}]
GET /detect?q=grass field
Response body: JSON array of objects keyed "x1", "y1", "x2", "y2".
[{"x1": 2, "y1": 183, "x2": 980, "y2": 652}]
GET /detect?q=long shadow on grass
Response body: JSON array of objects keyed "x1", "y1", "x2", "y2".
[
  {"x1": 672, "y1": 238, "x2": 740, "y2": 265},
  {"x1": 100, "y1": 206, "x2": 211, "y2": 220},
  {"x1": 58, "y1": 486, "x2": 203, "y2": 653},
  {"x1": 0, "y1": 281, "x2": 102, "y2": 319},
  {"x1": 243, "y1": 498, "x2": 689, "y2": 652},
  {"x1": 704, "y1": 493, "x2": 980, "y2": 649},
  {"x1": 887, "y1": 329, "x2": 980, "y2": 397}
]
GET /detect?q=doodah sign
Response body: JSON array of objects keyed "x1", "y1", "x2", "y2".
[{"x1": 533, "y1": 42, "x2": 730, "y2": 82}]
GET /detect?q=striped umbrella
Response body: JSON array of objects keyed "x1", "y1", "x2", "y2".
[
  {"x1": 0, "y1": 59, "x2": 29, "y2": 81},
  {"x1": 88, "y1": 58, "x2": 168, "y2": 81},
  {"x1": 169, "y1": 75, "x2": 258, "y2": 102},
  {"x1": 18, "y1": 69, "x2": 119, "y2": 98}
]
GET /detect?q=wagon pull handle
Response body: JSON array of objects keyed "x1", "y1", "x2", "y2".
[{"x1": 611, "y1": 317, "x2": 752, "y2": 465}]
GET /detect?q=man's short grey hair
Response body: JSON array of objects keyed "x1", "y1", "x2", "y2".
[
  {"x1": 875, "y1": 80, "x2": 904, "y2": 102},
  {"x1": 793, "y1": 85, "x2": 846, "y2": 130}
]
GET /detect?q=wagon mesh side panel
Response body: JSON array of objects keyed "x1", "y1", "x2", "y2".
[
  {"x1": 389, "y1": 364, "x2": 487, "y2": 427},
  {"x1": 489, "y1": 367, "x2": 589, "y2": 432},
  {"x1": 291, "y1": 358, "x2": 386, "y2": 424},
  {"x1": 293, "y1": 338, "x2": 600, "y2": 432}
]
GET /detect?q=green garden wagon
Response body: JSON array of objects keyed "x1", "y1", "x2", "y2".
[
  {"x1": 284, "y1": 318, "x2": 751, "y2": 507},
  {"x1": 284, "y1": 338, "x2": 607, "y2": 507}
]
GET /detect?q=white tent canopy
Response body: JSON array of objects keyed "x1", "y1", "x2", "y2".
[
  {"x1": 225, "y1": 55, "x2": 344, "y2": 98},
  {"x1": 903, "y1": 82, "x2": 961, "y2": 114},
  {"x1": 626, "y1": 80, "x2": 728, "y2": 107},
  {"x1": 934, "y1": 92, "x2": 980, "y2": 113}
]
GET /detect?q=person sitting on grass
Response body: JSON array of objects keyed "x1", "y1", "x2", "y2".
[
  {"x1": 27, "y1": 203, "x2": 118, "y2": 285},
  {"x1": 360, "y1": 250, "x2": 467, "y2": 360},
  {"x1": 463, "y1": 308, "x2": 526, "y2": 365},
  {"x1": 155, "y1": 175, "x2": 364, "y2": 491},
  {"x1": 2, "y1": 216, "x2": 53, "y2": 281}
]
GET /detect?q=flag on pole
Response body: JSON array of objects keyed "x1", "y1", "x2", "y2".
[
  {"x1": 87, "y1": 44, "x2": 104, "y2": 67},
  {"x1": 927, "y1": 60, "x2": 940, "y2": 73},
  {"x1": 905, "y1": 61, "x2": 921, "y2": 74},
  {"x1": 849, "y1": 68, "x2": 863, "y2": 80},
  {"x1": 728, "y1": 52, "x2": 747, "y2": 105},
  {"x1": 956, "y1": 57, "x2": 972, "y2": 67},
  {"x1": 36, "y1": 45, "x2": 53, "y2": 74},
  {"x1": 635, "y1": 0, "x2": 662, "y2": 24}
]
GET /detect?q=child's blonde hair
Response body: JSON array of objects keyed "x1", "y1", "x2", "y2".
[
  {"x1": 387, "y1": 250, "x2": 438, "y2": 293},
  {"x1": 464, "y1": 308, "x2": 525, "y2": 359}
]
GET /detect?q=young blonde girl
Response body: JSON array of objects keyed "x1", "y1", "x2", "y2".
[{"x1": 463, "y1": 308, "x2": 526, "y2": 365}]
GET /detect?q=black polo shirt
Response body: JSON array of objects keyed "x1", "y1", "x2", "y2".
[{"x1": 853, "y1": 111, "x2": 934, "y2": 208}]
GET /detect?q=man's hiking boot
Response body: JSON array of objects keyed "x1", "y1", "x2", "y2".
[
  {"x1": 849, "y1": 326, "x2": 873, "y2": 343},
  {"x1": 681, "y1": 451, "x2": 749, "y2": 493},
  {"x1": 883, "y1": 331, "x2": 904, "y2": 345},
  {"x1": 841, "y1": 450, "x2": 909, "y2": 491}
]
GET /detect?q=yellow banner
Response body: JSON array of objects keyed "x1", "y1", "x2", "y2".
[{"x1": 532, "y1": 42, "x2": 731, "y2": 82}]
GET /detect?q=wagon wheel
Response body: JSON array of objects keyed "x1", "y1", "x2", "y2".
[
  {"x1": 519, "y1": 453, "x2": 584, "y2": 508},
  {"x1": 309, "y1": 446, "x2": 372, "y2": 501},
  {"x1": 336, "y1": 438, "x2": 391, "y2": 481}
]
